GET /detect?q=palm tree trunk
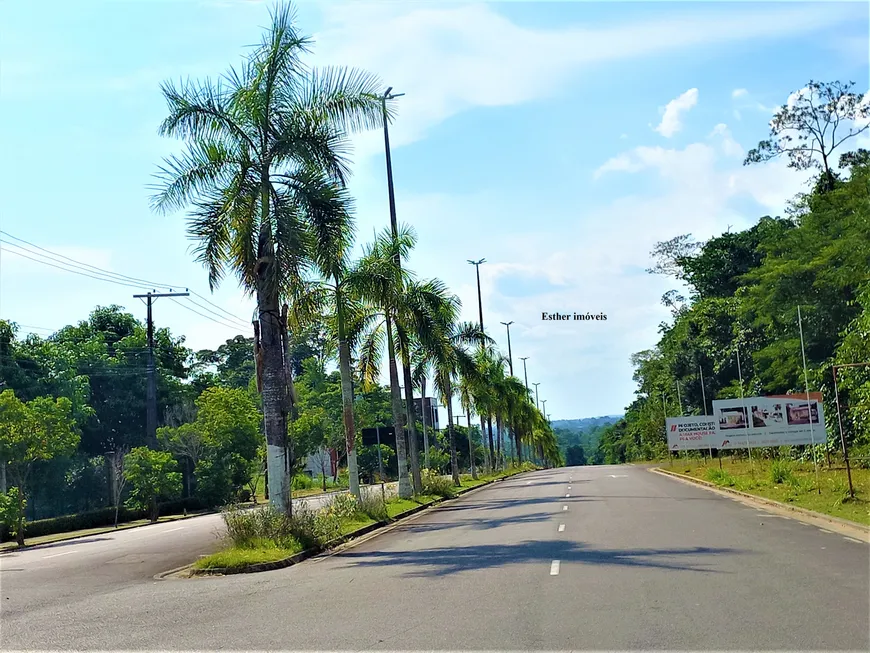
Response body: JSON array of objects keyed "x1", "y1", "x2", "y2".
[
  {"x1": 386, "y1": 317, "x2": 412, "y2": 498},
  {"x1": 257, "y1": 270, "x2": 291, "y2": 513},
  {"x1": 421, "y1": 378, "x2": 430, "y2": 469},
  {"x1": 487, "y1": 416, "x2": 495, "y2": 470},
  {"x1": 445, "y1": 378, "x2": 460, "y2": 486},
  {"x1": 467, "y1": 413, "x2": 477, "y2": 480},
  {"x1": 480, "y1": 415, "x2": 490, "y2": 473},
  {"x1": 401, "y1": 360, "x2": 423, "y2": 494},
  {"x1": 496, "y1": 414, "x2": 503, "y2": 470},
  {"x1": 256, "y1": 171, "x2": 292, "y2": 515},
  {"x1": 336, "y1": 289, "x2": 360, "y2": 499}
]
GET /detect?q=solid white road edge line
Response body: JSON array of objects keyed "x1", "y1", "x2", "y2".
[
  {"x1": 558, "y1": 524, "x2": 565, "y2": 532},
  {"x1": 550, "y1": 560, "x2": 560, "y2": 575},
  {"x1": 844, "y1": 536, "x2": 864, "y2": 544}
]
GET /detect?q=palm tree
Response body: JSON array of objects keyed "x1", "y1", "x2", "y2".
[
  {"x1": 151, "y1": 3, "x2": 385, "y2": 514},
  {"x1": 291, "y1": 187, "x2": 366, "y2": 498},
  {"x1": 355, "y1": 228, "x2": 415, "y2": 498},
  {"x1": 457, "y1": 371, "x2": 479, "y2": 479},
  {"x1": 430, "y1": 308, "x2": 490, "y2": 485}
]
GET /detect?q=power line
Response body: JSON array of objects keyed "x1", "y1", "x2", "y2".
[
  {"x1": 1, "y1": 231, "x2": 176, "y2": 290},
  {"x1": 169, "y1": 298, "x2": 247, "y2": 333},
  {"x1": 1, "y1": 231, "x2": 252, "y2": 326},
  {"x1": 1, "y1": 246, "x2": 153, "y2": 290},
  {"x1": 184, "y1": 296, "x2": 249, "y2": 330}
]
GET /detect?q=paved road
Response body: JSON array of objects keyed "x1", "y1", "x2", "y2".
[
  {"x1": 2, "y1": 465, "x2": 867, "y2": 650},
  {"x1": 0, "y1": 483, "x2": 395, "y2": 621}
]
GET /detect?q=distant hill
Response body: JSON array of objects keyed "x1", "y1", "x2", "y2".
[
  {"x1": 551, "y1": 415, "x2": 623, "y2": 432},
  {"x1": 551, "y1": 415, "x2": 623, "y2": 462}
]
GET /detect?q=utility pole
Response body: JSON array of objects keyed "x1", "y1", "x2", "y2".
[
  {"x1": 501, "y1": 321, "x2": 514, "y2": 375},
  {"x1": 520, "y1": 357, "x2": 529, "y2": 390},
  {"x1": 133, "y1": 290, "x2": 189, "y2": 444},
  {"x1": 533, "y1": 382, "x2": 540, "y2": 409},
  {"x1": 468, "y1": 259, "x2": 486, "y2": 347}
]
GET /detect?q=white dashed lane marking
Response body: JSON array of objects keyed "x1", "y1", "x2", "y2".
[
  {"x1": 562, "y1": 505, "x2": 568, "y2": 511},
  {"x1": 42, "y1": 550, "x2": 78, "y2": 559},
  {"x1": 565, "y1": 493, "x2": 570, "y2": 498},
  {"x1": 844, "y1": 537, "x2": 864, "y2": 544},
  {"x1": 558, "y1": 524, "x2": 565, "y2": 532},
  {"x1": 550, "y1": 560, "x2": 560, "y2": 576}
]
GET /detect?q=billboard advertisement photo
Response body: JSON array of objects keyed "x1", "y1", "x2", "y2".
[
  {"x1": 666, "y1": 416, "x2": 718, "y2": 451},
  {"x1": 711, "y1": 393, "x2": 825, "y2": 449}
]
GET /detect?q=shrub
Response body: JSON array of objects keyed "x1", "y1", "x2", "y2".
[
  {"x1": 357, "y1": 492, "x2": 389, "y2": 522},
  {"x1": 706, "y1": 468, "x2": 736, "y2": 486},
  {"x1": 770, "y1": 458, "x2": 796, "y2": 485},
  {"x1": 222, "y1": 504, "x2": 297, "y2": 550},
  {"x1": 421, "y1": 468, "x2": 455, "y2": 498},
  {"x1": 0, "y1": 488, "x2": 26, "y2": 541},
  {"x1": 292, "y1": 474, "x2": 314, "y2": 490}
]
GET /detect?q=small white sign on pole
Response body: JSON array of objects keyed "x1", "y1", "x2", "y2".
[{"x1": 666, "y1": 416, "x2": 718, "y2": 451}]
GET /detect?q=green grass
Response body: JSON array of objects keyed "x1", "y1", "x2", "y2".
[
  {"x1": 193, "y1": 540, "x2": 303, "y2": 570},
  {"x1": 670, "y1": 457, "x2": 870, "y2": 526}
]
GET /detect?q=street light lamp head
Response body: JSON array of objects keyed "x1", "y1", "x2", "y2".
[
  {"x1": 501, "y1": 321, "x2": 514, "y2": 327},
  {"x1": 467, "y1": 258, "x2": 486, "y2": 265},
  {"x1": 384, "y1": 86, "x2": 393, "y2": 96}
]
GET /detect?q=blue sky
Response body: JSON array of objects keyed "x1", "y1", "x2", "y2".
[{"x1": 1, "y1": 1, "x2": 868, "y2": 423}]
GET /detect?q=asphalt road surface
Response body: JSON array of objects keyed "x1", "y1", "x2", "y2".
[{"x1": 2, "y1": 465, "x2": 867, "y2": 651}]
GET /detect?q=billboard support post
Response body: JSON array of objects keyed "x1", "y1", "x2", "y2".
[
  {"x1": 797, "y1": 305, "x2": 821, "y2": 495},
  {"x1": 736, "y1": 343, "x2": 754, "y2": 472},
  {"x1": 700, "y1": 365, "x2": 716, "y2": 466}
]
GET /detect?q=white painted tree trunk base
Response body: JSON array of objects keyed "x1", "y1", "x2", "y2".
[{"x1": 267, "y1": 444, "x2": 290, "y2": 514}]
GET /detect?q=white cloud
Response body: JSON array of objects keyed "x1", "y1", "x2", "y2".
[
  {"x1": 732, "y1": 88, "x2": 749, "y2": 98},
  {"x1": 654, "y1": 88, "x2": 699, "y2": 138},
  {"x1": 311, "y1": 1, "x2": 864, "y2": 160}
]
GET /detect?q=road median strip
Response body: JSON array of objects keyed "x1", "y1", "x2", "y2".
[
  {"x1": 163, "y1": 468, "x2": 532, "y2": 579},
  {"x1": 652, "y1": 467, "x2": 870, "y2": 542}
]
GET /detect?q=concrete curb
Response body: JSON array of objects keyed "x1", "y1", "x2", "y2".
[
  {"x1": 172, "y1": 470, "x2": 532, "y2": 578},
  {"x1": 652, "y1": 467, "x2": 869, "y2": 542}
]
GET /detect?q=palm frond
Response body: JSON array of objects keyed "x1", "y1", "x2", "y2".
[
  {"x1": 298, "y1": 66, "x2": 386, "y2": 134},
  {"x1": 151, "y1": 140, "x2": 244, "y2": 214},
  {"x1": 356, "y1": 322, "x2": 386, "y2": 390}
]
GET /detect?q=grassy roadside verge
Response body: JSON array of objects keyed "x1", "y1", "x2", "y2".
[
  {"x1": 190, "y1": 466, "x2": 535, "y2": 574},
  {"x1": 659, "y1": 456, "x2": 870, "y2": 526}
]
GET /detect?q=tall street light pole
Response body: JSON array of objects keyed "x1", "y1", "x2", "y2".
[
  {"x1": 468, "y1": 259, "x2": 486, "y2": 347},
  {"x1": 532, "y1": 382, "x2": 540, "y2": 409},
  {"x1": 382, "y1": 87, "x2": 405, "y2": 241},
  {"x1": 501, "y1": 321, "x2": 514, "y2": 376},
  {"x1": 520, "y1": 357, "x2": 529, "y2": 391}
]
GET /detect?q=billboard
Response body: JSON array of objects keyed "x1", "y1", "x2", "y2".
[
  {"x1": 666, "y1": 416, "x2": 718, "y2": 451},
  {"x1": 711, "y1": 393, "x2": 826, "y2": 449}
]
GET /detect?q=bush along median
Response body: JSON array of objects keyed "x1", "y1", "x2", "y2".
[
  {"x1": 190, "y1": 464, "x2": 538, "y2": 575},
  {"x1": 660, "y1": 455, "x2": 869, "y2": 527}
]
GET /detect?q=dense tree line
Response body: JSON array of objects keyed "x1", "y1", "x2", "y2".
[{"x1": 596, "y1": 81, "x2": 870, "y2": 465}]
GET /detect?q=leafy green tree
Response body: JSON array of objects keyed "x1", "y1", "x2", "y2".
[
  {"x1": 0, "y1": 389, "x2": 79, "y2": 544},
  {"x1": 123, "y1": 447, "x2": 182, "y2": 521},
  {"x1": 151, "y1": 2, "x2": 385, "y2": 514},
  {"x1": 565, "y1": 445, "x2": 587, "y2": 466}
]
